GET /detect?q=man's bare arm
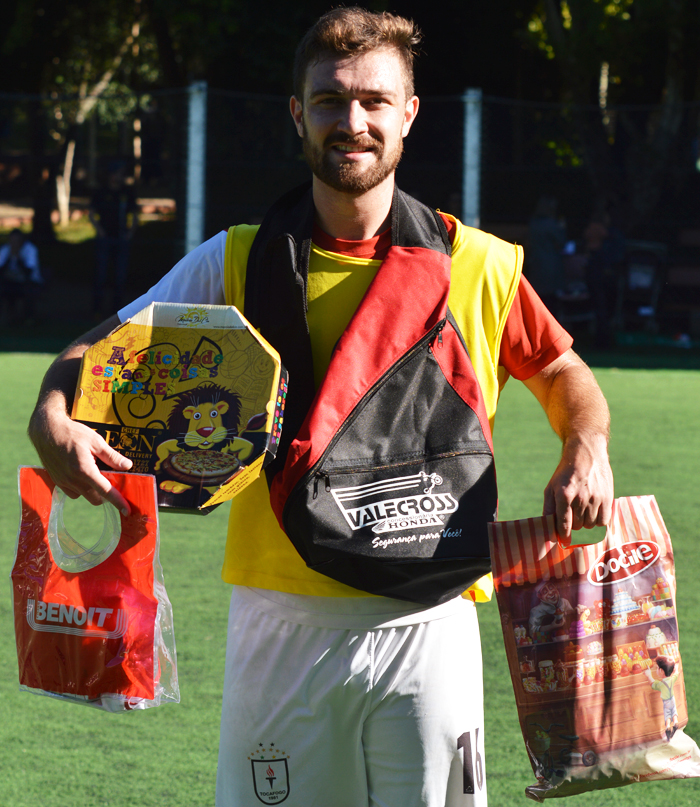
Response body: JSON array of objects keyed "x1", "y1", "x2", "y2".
[
  {"x1": 27, "y1": 314, "x2": 133, "y2": 514},
  {"x1": 523, "y1": 348, "x2": 613, "y2": 542}
]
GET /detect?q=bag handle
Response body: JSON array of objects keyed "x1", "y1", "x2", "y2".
[
  {"x1": 557, "y1": 521, "x2": 609, "y2": 549},
  {"x1": 47, "y1": 487, "x2": 122, "y2": 573}
]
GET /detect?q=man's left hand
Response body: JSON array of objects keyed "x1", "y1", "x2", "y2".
[
  {"x1": 543, "y1": 431, "x2": 613, "y2": 545},
  {"x1": 523, "y1": 349, "x2": 614, "y2": 544}
]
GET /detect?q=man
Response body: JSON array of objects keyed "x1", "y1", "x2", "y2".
[
  {"x1": 0, "y1": 228, "x2": 42, "y2": 323},
  {"x1": 28, "y1": 8, "x2": 613, "y2": 806},
  {"x1": 89, "y1": 161, "x2": 138, "y2": 316}
]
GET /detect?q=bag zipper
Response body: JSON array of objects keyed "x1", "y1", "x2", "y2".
[
  {"x1": 288, "y1": 316, "x2": 473, "y2": 510},
  {"x1": 311, "y1": 446, "x2": 492, "y2": 499}
]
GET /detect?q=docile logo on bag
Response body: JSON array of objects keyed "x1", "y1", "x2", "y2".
[
  {"x1": 587, "y1": 540, "x2": 660, "y2": 586},
  {"x1": 26, "y1": 599, "x2": 128, "y2": 639}
]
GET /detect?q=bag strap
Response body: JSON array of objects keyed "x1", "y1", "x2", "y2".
[{"x1": 244, "y1": 182, "x2": 452, "y2": 483}]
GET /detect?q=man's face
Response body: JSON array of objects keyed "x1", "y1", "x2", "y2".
[{"x1": 290, "y1": 49, "x2": 419, "y2": 195}]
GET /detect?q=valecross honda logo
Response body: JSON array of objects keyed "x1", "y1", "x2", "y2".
[
  {"x1": 26, "y1": 599, "x2": 128, "y2": 639},
  {"x1": 330, "y1": 471, "x2": 458, "y2": 535},
  {"x1": 587, "y1": 540, "x2": 660, "y2": 586}
]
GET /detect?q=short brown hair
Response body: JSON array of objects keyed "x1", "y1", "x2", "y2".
[{"x1": 293, "y1": 7, "x2": 422, "y2": 100}]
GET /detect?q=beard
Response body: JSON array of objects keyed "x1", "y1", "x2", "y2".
[{"x1": 302, "y1": 129, "x2": 404, "y2": 194}]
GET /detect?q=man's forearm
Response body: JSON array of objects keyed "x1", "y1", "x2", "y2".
[
  {"x1": 524, "y1": 349, "x2": 610, "y2": 445},
  {"x1": 27, "y1": 313, "x2": 132, "y2": 513},
  {"x1": 523, "y1": 348, "x2": 614, "y2": 538},
  {"x1": 29, "y1": 314, "x2": 121, "y2": 438}
]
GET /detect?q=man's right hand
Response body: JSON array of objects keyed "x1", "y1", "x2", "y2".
[
  {"x1": 29, "y1": 399, "x2": 133, "y2": 514},
  {"x1": 27, "y1": 313, "x2": 133, "y2": 515}
]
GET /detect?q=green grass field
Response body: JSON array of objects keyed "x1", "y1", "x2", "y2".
[{"x1": 2, "y1": 353, "x2": 699, "y2": 806}]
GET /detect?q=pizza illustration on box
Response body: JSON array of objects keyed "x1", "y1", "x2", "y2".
[{"x1": 154, "y1": 382, "x2": 269, "y2": 496}]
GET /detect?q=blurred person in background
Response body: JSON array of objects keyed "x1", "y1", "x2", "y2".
[
  {"x1": 0, "y1": 228, "x2": 42, "y2": 324},
  {"x1": 527, "y1": 195, "x2": 566, "y2": 316},
  {"x1": 583, "y1": 201, "x2": 625, "y2": 349},
  {"x1": 89, "y1": 161, "x2": 138, "y2": 317}
]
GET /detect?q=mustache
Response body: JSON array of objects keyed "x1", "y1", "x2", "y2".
[{"x1": 323, "y1": 132, "x2": 381, "y2": 150}]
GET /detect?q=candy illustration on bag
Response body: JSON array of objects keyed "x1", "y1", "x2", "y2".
[
  {"x1": 11, "y1": 467, "x2": 178, "y2": 712},
  {"x1": 489, "y1": 496, "x2": 700, "y2": 801}
]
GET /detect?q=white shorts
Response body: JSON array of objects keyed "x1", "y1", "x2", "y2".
[{"x1": 216, "y1": 587, "x2": 487, "y2": 807}]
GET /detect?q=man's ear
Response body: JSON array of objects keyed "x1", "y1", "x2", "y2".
[
  {"x1": 402, "y1": 95, "x2": 419, "y2": 138},
  {"x1": 290, "y1": 96, "x2": 304, "y2": 137}
]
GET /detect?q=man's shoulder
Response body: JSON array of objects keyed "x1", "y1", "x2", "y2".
[
  {"x1": 225, "y1": 224, "x2": 262, "y2": 267},
  {"x1": 453, "y1": 218, "x2": 522, "y2": 253},
  {"x1": 228, "y1": 223, "x2": 261, "y2": 244},
  {"x1": 447, "y1": 216, "x2": 523, "y2": 280}
]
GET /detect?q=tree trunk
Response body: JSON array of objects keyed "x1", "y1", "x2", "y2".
[
  {"x1": 53, "y1": 36, "x2": 132, "y2": 229},
  {"x1": 28, "y1": 99, "x2": 56, "y2": 244},
  {"x1": 543, "y1": 0, "x2": 689, "y2": 233},
  {"x1": 56, "y1": 138, "x2": 77, "y2": 227},
  {"x1": 624, "y1": 0, "x2": 685, "y2": 232}
]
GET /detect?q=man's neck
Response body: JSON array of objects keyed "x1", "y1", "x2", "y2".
[{"x1": 311, "y1": 174, "x2": 394, "y2": 241}]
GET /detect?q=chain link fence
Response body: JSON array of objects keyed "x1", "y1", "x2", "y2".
[
  {"x1": 2, "y1": 87, "x2": 699, "y2": 235},
  {"x1": 1, "y1": 87, "x2": 699, "y2": 334}
]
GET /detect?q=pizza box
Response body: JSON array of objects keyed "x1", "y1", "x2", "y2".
[{"x1": 71, "y1": 302, "x2": 288, "y2": 514}]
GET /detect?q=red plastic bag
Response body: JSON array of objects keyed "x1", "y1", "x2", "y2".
[
  {"x1": 489, "y1": 496, "x2": 700, "y2": 800},
  {"x1": 11, "y1": 467, "x2": 179, "y2": 712}
]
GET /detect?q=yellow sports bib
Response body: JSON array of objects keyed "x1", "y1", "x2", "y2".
[{"x1": 221, "y1": 216, "x2": 522, "y2": 600}]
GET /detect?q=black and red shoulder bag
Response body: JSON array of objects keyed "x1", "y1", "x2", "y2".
[{"x1": 244, "y1": 182, "x2": 497, "y2": 605}]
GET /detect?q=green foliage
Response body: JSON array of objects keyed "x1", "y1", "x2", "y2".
[
  {"x1": 516, "y1": 0, "x2": 700, "y2": 230},
  {"x1": 146, "y1": 0, "x2": 242, "y2": 75},
  {"x1": 522, "y1": 0, "x2": 692, "y2": 106},
  {"x1": 1, "y1": 0, "x2": 164, "y2": 157},
  {"x1": 544, "y1": 136, "x2": 584, "y2": 167}
]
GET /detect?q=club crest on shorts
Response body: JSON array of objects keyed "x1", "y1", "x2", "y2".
[
  {"x1": 248, "y1": 744, "x2": 290, "y2": 804},
  {"x1": 330, "y1": 471, "x2": 458, "y2": 535}
]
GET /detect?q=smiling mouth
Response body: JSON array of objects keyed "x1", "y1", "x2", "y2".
[{"x1": 333, "y1": 144, "x2": 373, "y2": 153}]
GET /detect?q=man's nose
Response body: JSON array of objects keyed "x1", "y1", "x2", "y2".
[{"x1": 337, "y1": 100, "x2": 368, "y2": 136}]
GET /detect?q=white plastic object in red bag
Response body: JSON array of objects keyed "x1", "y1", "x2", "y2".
[
  {"x1": 11, "y1": 467, "x2": 179, "y2": 712},
  {"x1": 489, "y1": 495, "x2": 700, "y2": 801}
]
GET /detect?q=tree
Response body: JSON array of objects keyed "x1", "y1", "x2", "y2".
[
  {"x1": 1, "y1": 0, "x2": 161, "y2": 233},
  {"x1": 524, "y1": 0, "x2": 700, "y2": 232}
]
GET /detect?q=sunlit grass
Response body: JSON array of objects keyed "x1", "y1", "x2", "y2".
[{"x1": 1, "y1": 356, "x2": 699, "y2": 805}]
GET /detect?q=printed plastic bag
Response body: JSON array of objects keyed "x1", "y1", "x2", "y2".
[
  {"x1": 489, "y1": 495, "x2": 700, "y2": 801},
  {"x1": 11, "y1": 467, "x2": 179, "y2": 712}
]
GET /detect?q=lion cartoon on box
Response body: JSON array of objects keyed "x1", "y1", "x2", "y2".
[{"x1": 155, "y1": 382, "x2": 267, "y2": 494}]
